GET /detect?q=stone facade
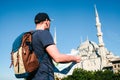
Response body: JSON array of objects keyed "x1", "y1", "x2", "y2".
[{"x1": 54, "y1": 5, "x2": 120, "y2": 78}]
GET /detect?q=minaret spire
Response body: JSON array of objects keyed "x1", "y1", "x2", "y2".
[
  {"x1": 94, "y1": 5, "x2": 107, "y2": 69},
  {"x1": 94, "y1": 5, "x2": 104, "y2": 47},
  {"x1": 80, "y1": 37, "x2": 82, "y2": 44}
]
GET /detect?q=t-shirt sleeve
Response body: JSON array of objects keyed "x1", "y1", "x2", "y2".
[{"x1": 38, "y1": 30, "x2": 54, "y2": 48}]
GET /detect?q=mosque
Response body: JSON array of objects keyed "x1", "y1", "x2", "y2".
[{"x1": 54, "y1": 5, "x2": 120, "y2": 78}]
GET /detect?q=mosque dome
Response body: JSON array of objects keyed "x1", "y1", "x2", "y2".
[
  {"x1": 78, "y1": 39, "x2": 99, "y2": 52},
  {"x1": 77, "y1": 39, "x2": 100, "y2": 59}
]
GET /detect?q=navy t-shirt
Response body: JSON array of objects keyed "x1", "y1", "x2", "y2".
[{"x1": 29, "y1": 30, "x2": 55, "y2": 80}]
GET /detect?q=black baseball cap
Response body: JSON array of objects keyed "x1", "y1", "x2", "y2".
[{"x1": 34, "y1": 12, "x2": 51, "y2": 24}]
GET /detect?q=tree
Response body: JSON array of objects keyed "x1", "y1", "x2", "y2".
[{"x1": 61, "y1": 68, "x2": 120, "y2": 80}]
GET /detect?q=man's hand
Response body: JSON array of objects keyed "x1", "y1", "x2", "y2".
[{"x1": 75, "y1": 56, "x2": 81, "y2": 63}]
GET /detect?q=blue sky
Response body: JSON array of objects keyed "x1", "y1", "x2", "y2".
[{"x1": 0, "y1": 0, "x2": 120, "y2": 79}]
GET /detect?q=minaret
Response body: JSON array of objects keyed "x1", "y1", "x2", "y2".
[
  {"x1": 54, "y1": 27, "x2": 57, "y2": 44},
  {"x1": 94, "y1": 5, "x2": 104, "y2": 47},
  {"x1": 94, "y1": 5, "x2": 107, "y2": 69}
]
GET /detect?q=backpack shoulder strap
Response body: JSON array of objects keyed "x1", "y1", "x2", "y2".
[{"x1": 12, "y1": 32, "x2": 25, "y2": 53}]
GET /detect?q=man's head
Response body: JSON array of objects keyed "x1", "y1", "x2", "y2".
[
  {"x1": 34, "y1": 12, "x2": 51, "y2": 30},
  {"x1": 34, "y1": 12, "x2": 51, "y2": 24}
]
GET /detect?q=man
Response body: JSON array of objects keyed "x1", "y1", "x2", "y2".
[{"x1": 26, "y1": 12, "x2": 80, "y2": 80}]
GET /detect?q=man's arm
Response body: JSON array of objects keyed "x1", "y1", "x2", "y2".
[{"x1": 46, "y1": 45, "x2": 80, "y2": 63}]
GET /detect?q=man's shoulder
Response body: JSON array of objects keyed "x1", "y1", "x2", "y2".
[
  {"x1": 33, "y1": 30, "x2": 50, "y2": 37},
  {"x1": 35, "y1": 30, "x2": 49, "y2": 33}
]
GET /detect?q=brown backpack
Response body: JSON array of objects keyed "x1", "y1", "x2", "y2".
[{"x1": 10, "y1": 31, "x2": 39, "y2": 78}]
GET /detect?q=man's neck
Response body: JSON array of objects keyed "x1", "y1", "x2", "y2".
[
  {"x1": 36, "y1": 26, "x2": 44, "y2": 30},
  {"x1": 36, "y1": 24, "x2": 45, "y2": 30}
]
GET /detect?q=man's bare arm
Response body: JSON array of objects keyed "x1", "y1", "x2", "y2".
[{"x1": 46, "y1": 45, "x2": 80, "y2": 63}]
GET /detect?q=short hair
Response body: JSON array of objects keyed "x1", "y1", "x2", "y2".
[{"x1": 34, "y1": 12, "x2": 51, "y2": 24}]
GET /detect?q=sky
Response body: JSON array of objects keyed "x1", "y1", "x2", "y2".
[{"x1": 0, "y1": 0, "x2": 120, "y2": 80}]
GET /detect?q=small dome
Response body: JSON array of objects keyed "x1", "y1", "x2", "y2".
[{"x1": 78, "y1": 39, "x2": 99, "y2": 52}]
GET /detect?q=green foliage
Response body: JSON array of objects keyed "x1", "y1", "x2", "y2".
[{"x1": 62, "y1": 68, "x2": 120, "y2": 80}]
